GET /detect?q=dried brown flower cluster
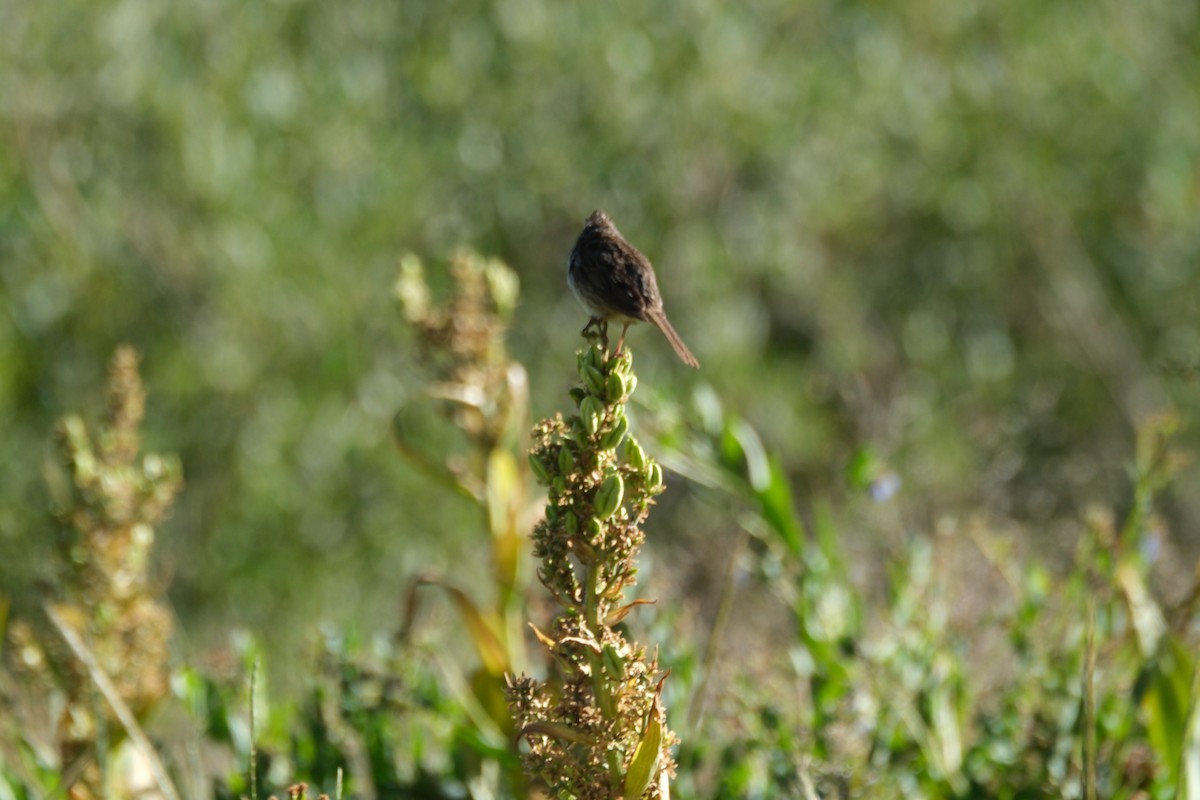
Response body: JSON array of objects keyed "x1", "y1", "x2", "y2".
[
  {"x1": 6, "y1": 345, "x2": 182, "y2": 794},
  {"x1": 395, "y1": 250, "x2": 521, "y2": 452},
  {"x1": 508, "y1": 346, "x2": 677, "y2": 800}
]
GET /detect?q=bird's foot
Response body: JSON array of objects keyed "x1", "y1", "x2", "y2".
[{"x1": 581, "y1": 318, "x2": 609, "y2": 350}]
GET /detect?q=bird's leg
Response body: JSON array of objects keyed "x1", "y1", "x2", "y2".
[{"x1": 614, "y1": 322, "x2": 632, "y2": 357}]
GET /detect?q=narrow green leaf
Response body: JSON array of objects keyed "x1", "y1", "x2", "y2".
[
  {"x1": 623, "y1": 712, "x2": 663, "y2": 799},
  {"x1": 759, "y1": 455, "x2": 804, "y2": 554},
  {"x1": 1117, "y1": 559, "x2": 1166, "y2": 657},
  {"x1": 1140, "y1": 634, "x2": 1194, "y2": 785},
  {"x1": 487, "y1": 449, "x2": 518, "y2": 539},
  {"x1": 416, "y1": 577, "x2": 510, "y2": 676},
  {"x1": 728, "y1": 418, "x2": 769, "y2": 490},
  {"x1": 528, "y1": 452, "x2": 550, "y2": 483},
  {"x1": 558, "y1": 445, "x2": 575, "y2": 474},
  {"x1": 1180, "y1": 665, "x2": 1200, "y2": 800}
]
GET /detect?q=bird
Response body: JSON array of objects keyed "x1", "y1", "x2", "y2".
[{"x1": 567, "y1": 210, "x2": 700, "y2": 368}]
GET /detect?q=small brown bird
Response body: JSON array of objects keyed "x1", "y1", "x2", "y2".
[{"x1": 567, "y1": 210, "x2": 700, "y2": 368}]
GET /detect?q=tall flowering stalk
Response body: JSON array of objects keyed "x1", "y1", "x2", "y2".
[
  {"x1": 6, "y1": 346, "x2": 181, "y2": 798},
  {"x1": 507, "y1": 345, "x2": 677, "y2": 800}
]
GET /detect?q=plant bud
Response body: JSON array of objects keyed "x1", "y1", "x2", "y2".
[
  {"x1": 614, "y1": 349, "x2": 632, "y2": 374},
  {"x1": 606, "y1": 370, "x2": 626, "y2": 401},
  {"x1": 583, "y1": 364, "x2": 606, "y2": 396},
  {"x1": 600, "y1": 414, "x2": 629, "y2": 450},
  {"x1": 625, "y1": 438, "x2": 646, "y2": 470},
  {"x1": 580, "y1": 397, "x2": 604, "y2": 435},
  {"x1": 645, "y1": 462, "x2": 663, "y2": 491},
  {"x1": 564, "y1": 510, "x2": 579, "y2": 535},
  {"x1": 558, "y1": 446, "x2": 575, "y2": 474},
  {"x1": 594, "y1": 472, "x2": 624, "y2": 519}
]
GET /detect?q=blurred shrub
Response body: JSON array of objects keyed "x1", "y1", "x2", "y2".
[{"x1": 3, "y1": 0, "x2": 1198, "y2": 635}]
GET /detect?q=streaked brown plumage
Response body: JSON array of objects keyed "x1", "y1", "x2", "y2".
[{"x1": 567, "y1": 210, "x2": 700, "y2": 368}]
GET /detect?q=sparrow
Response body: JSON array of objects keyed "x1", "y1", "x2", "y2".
[{"x1": 567, "y1": 210, "x2": 699, "y2": 368}]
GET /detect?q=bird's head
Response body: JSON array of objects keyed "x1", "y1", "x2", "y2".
[{"x1": 585, "y1": 209, "x2": 615, "y2": 231}]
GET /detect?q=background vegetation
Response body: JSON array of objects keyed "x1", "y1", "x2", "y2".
[{"x1": 2, "y1": 0, "x2": 1199, "y2": 796}]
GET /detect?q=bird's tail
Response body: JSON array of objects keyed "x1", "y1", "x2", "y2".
[{"x1": 646, "y1": 309, "x2": 700, "y2": 368}]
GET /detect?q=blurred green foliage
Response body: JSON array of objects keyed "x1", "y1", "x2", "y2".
[
  {"x1": 3, "y1": 0, "x2": 1199, "y2": 631},
  {"x1": 3, "y1": 0, "x2": 1200, "y2": 795}
]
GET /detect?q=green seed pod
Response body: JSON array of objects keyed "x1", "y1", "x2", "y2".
[
  {"x1": 580, "y1": 396, "x2": 604, "y2": 435},
  {"x1": 583, "y1": 364, "x2": 606, "y2": 396},
  {"x1": 605, "y1": 370, "x2": 626, "y2": 401},
  {"x1": 552, "y1": 475, "x2": 567, "y2": 495},
  {"x1": 645, "y1": 462, "x2": 663, "y2": 491},
  {"x1": 558, "y1": 445, "x2": 575, "y2": 474},
  {"x1": 587, "y1": 517, "x2": 603, "y2": 542},
  {"x1": 546, "y1": 504, "x2": 559, "y2": 523},
  {"x1": 585, "y1": 346, "x2": 602, "y2": 371},
  {"x1": 528, "y1": 453, "x2": 550, "y2": 483},
  {"x1": 625, "y1": 437, "x2": 646, "y2": 469},
  {"x1": 600, "y1": 414, "x2": 629, "y2": 450},
  {"x1": 564, "y1": 510, "x2": 579, "y2": 535},
  {"x1": 569, "y1": 387, "x2": 587, "y2": 405},
  {"x1": 613, "y1": 349, "x2": 632, "y2": 374},
  {"x1": 625, "y1": 373, "x2": 637, "y2": 396},
  {"x1": 594, "y1": 472, "x2": 624, "y2": 519}
]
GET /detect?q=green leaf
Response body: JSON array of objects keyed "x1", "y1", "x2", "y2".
[
  {"x1": 727, "y1": 418, "x2": 769, "y2": 490},
  {"x1": 528, "y1": 452, "x2": 550, "y2": 483},
  {"x1": 722, "y1": 416, "x2": 804, "y2": 553},
  {"x1": 558, "y1": 445, "x2": 575, "y2": 474},
  {"x1": 1117, "y1": 559, "x2": 1166, "y2": 657},
  {"x1": 758, "y1": 454, "x2": 804, "y2": 554},
  {"x1": 1139, "y1": 634, "x2": 1194, "y2": 786},
  {"x1": 623, "y1": 711, "x2": 663, "y2": 799},
  {"x1": 1180, "y1": 672, "x2": 1200, "y2": 800},
  {"x1": 846, "y1": 447, "x2": 875, "y2": 491},
  {"x1": 486, "y1": 449, "x2": 518, "y2": 540},
  {"x1": 414, "y1": 577, "x2": 510, "y2": 677}
]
